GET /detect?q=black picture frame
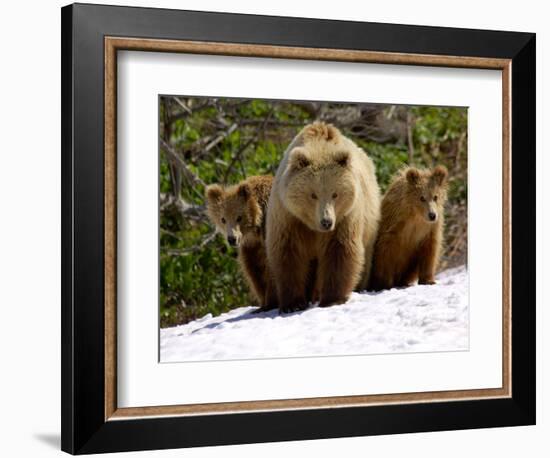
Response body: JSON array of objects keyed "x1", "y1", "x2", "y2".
[{"x1": 61, "y1": 3, "x2": 536, "y2": 454}]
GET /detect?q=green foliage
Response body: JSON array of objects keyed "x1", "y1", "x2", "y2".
[
  {"x1": 159, "y1": 97, "x2": 468, "y2": 327},
  {"x1": 160, "y1": 229, "x2": 250, "y2": 326},
  {"x1": 359, "y1": 141, "x2": 409, "y2": 192}
]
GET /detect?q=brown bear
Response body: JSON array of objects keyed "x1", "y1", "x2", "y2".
[
  {"x1": 369, "y1": 165, "x2": 448, "y2": 291},
  {"x1": 266, "y1": 122, "x2": 381, "y2": 312},
  {"x1": 205, "y1": 175, "x2": 277, "y2": 310}
]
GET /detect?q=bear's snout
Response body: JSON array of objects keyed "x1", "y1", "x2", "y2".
[
  {"x1": 428, "y1": 211, "x2": 437, "y2": 222},
  {"x1": 320, "y1": 217, "x2": 334, "y2": 231},
  {"x1": 227, "y1": 235, "x2": 238, "y2": 246}
]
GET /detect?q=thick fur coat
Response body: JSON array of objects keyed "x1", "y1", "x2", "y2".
[
  {"x1": 205, "y1": 175, "x2": 277, "y2": 309},
  {"x1": 266, "y1": 122, "x2": 381, "y2": 312},
  {"x1": 369, "y1": 166, "x2": 448, "y2": 291}
]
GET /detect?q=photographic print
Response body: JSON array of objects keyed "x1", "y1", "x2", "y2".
[{"x1": 159, "y1": 96, "x2": 468, "y2": 363}]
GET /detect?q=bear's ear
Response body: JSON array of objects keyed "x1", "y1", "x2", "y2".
[
  {"x1": 205, "y1": 184, "x2": 224, "y2": 204},
  {"x1": 288, "y1": 147, "x2": 311, "y2": 171},
  {"x1": 303, "y1": 122, "x2": 339, "y2": 142},
  {"x1": 406, "y1": 168, "x2": 421, "y2": 185},
  {"x1": 333, "y1": 151, "x2": 350, "y2": 167},
  {"x1": 238, "y1": 183, "x2": 251, "y2": 201},
  {"x1": 431, "y1": 165, "x2": 448, "y2": 186},
  {"x1": 325, "y1": 124, "x2": 339, "y2": 142}
]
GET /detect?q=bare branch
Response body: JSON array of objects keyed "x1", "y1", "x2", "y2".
[
  {"x1": 160, "y1": 193, "x2": 206, "y2": 221},
  {"x1": 222, "y1": 136, "x2": 256, "y2": 183},
  {"x1": 161, "y1": 231, "x2": 218, "y2": 256},
  {"x1": 455, "y1": 131, "x2": 467, "y2": 172},
  {"x1": 160, "y1": 138, "x2": 206, "y2": 188},
  {"x1": 240, "y1": 119, "x2": 303, "y2": 127},
  {"x1": 204, "y1": 123, "x2": 238, "y2": 153},
  {"x1": 222, "y1": 108, "x2": 274, "y2": 183},
  {"x1": 172, "y1": 96, "x2": 192, "y2": 114},
  {"x1": 165, "y1": 98, "x2": 214, "y2": 123},
  {"x1": 406, "y1": 111, "x2": 415, "y2": 164}
]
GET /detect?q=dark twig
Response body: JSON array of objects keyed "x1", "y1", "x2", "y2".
[
  {"x1": 159, "y1": 193, "x2": 206, "y2": 221},
  {"x1": 172, "y1": 97, "x2": 192, "y2": 114},
  {"x1": 160, "y1": 138, "x2": 206, "y2": 188},
  {"x1": 161, "y1": 231, "x2": 218, "y2": 256},
  {"x1": 222, "y1": 108, "x2": 275, "y2": 183},
  {"x1": 406, "y1": 111, "x2": 415, "y2": 164},
  {"x1": 204, "y1": 123, "x2": 238, "y2": 153}
]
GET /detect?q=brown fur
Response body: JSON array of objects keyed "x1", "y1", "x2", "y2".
[
  {"x1": 205, "y1": 175, "x2": 277, "y2": 310},
  {"x1": 370, "y1": 165, "x2": 448, "y2": 291},
  {"x1": 266, "y1": 122, "x2": 381, "y2": 312}
]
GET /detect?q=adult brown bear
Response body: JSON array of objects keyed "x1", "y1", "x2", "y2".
[{"x1": 266, "y1": 122, "x2": 380, "y2": 312}]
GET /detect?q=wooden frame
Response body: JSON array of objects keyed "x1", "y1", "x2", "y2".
[
  {"x1": 62, "y1": 3, "x2": 535, "y2": 454},
  {"x1": 104, "y1": 36, "x2": 512, "y2": 419}
]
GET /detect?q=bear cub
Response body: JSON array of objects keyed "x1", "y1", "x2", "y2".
[
  {"x1": 370, "y1": 165, "x2": 448, "y2": 291},
  {"x1": 205, "y1": 175, "x2": 277, "y2": 310}
]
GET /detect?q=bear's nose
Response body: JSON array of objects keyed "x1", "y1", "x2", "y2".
[
  {"x1": 320, "y1": 218, "x2": 333, "y2": 230},
  {"x1": 227, "y1": 235, "x2": 237, "y2": 246},
  {"x1": 428, "y1": 212, "x2": 437, "y2": 221}
]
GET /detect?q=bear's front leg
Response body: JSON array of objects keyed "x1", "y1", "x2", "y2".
[
  {"x1": 399, "y1": 260, "x2": 420, "y2": 287},
  {"x1": 417, "y1": 232, "x2": 439, "y2": 285},
  {"x1": 318, "y1": 236, "x2": 363, "y2": 307},
  {"x1": 264, "y1": 277, "x2": 279, "y2": 311},
  {"x1": 269, "y1": 239, "x2": 310, "y2": 313},
  {"x1": 369, "y1": 232, "x2": 400, "y2": 291},
  {"x1": 251, "y1": 275, "x2": 278, "y2": 314},
  {"x1": 239, "y1": 243, "x2": 268, "y2": 305}
]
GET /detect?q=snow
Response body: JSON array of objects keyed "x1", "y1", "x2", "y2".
[{"x1": 160, "y1": 266, "x2": 469, "y2": 362}]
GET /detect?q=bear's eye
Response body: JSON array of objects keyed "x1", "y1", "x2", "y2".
[
  {"x1": 311, "y1": 193, "x2": 317, "y2": 200},
  {"x1": 420, "y1": 196, "x2": 426, "y2": 202},
  {"x1": 433, "y1": 195, "x2": 438, "y2": 202},
  {"x1": 332, "y1": 193, "x2": 338, "y2": 199},
  {"x1": 221, "y1": 217, "x2": 226, "y2": 224},
  {"x1": 236, "y1": 216, "x2": 242, "y2": 223}
]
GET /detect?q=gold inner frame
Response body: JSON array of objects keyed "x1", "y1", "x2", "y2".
[{"x1": 104, "y1": 37, "x2": 512, "y2": 421}]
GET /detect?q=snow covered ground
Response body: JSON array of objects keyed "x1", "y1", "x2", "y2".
[{"x1": 160, "y1": 266, "x2": 468, "y2": 362}]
